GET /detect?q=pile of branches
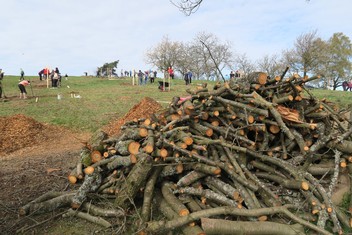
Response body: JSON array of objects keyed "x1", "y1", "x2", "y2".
[{"x1": 20, "y1": 69, "x2": 352, "y2": 235}]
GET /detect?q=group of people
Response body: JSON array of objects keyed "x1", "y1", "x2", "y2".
[
  {"x1": 0, "y1": 69, "x2": 28, "y2": 99},
  {"x1": 230, "y1": 70, "x2": 241, "y2": 79},
  {"x1": 0, "y1": 68, "x2": 30, "y2": 99},
  {"x1": 136, "y1": 70, "x2": 158, "y2": 85},
  {"x1": 38, "y1": 67, "x2": 62, "y2": 88},
  {"x1": 342, "y1": 81, "x2": 352, "y2": 91}
]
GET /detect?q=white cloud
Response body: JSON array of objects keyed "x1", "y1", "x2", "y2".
[{"x1": 0, "y1": 0, "x2": 351, "y2": 76}]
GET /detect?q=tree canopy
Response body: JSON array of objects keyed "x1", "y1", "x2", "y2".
[
  {"x1": 145, "y1": 32, "x2": 232, "y2": 81},
  {"x1": 96, "y1": 60, "x2": 119, "y2": 77},
  {"x1": 145, "y1": 30, "x2": 352, "y2": 89}
]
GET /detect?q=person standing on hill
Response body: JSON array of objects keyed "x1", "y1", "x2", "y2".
[
  {"x1": 20, "y1": 68, "x2": 25, "y2": 81},
  {"x1": 168, "y1": 67, "x2": 174, "y2": 79},
  {"x1": 149, "y1": 70, "x2": 155, "y2": 83},
  {"x1": 18, "y1": 80, "x2": 30, "y2": 99},
  {"x1": 230, "y1": 71, "x2": 235, "y2": 80},
  {"x1": 0, "y1": 69, "x2": 4, "y2": 98},
  {"x1": 184, "y1": 71, "x2": 189, "y2": 85},
  {"x1": 235, "y1": 70, "x2": 240, "y2": 78},
  {"x1": 138, "y1": 70, "x2": 144, "y2": 85},
  {"x1": 188, "y1": 70, "x2": 192, "y2": 83},
  {"x1": 52, "y1": 71, "x2": 60, "y2": 88}
]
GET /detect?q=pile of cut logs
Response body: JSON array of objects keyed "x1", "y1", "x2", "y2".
[{"x1": 20, "y1": 69, "x2": 352, "y2": 235}]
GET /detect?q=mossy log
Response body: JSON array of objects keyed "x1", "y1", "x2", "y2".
[
  {"x1": 114, "y1": 153, "x2": 153, "y2": 210},
  {"x1": 115, "y1": 139, "x2": 140, "y2": 155},
  {"x1": 71, "y1": 168, "x2": 103, "y2": 208},
  {"x1": 20, "y1": 192, "x2": 75, "y2": 216}
]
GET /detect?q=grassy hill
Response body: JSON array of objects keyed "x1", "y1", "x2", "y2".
[{"x1": 1, "y1": 75, "x2": 351, "y2": 133}]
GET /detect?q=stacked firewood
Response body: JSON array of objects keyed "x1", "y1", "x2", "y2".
[{"x1": 20, "y1": 69, "x2": 352, "y2": 235}]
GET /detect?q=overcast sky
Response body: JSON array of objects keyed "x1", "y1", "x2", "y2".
[{"x1": 0, "y1": 0, "x2": 351, "y2": 76}]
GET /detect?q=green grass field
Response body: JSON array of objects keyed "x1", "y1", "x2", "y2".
[
  {"x1": 1, "y1": 75, "x2": 352, "y2": 133},
  {"x1": 0, "y1": 75, "x2": 191, "y2": 132}
]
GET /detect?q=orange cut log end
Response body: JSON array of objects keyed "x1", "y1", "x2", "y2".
[
  {"x1": 84, "y1": 166, "x2": 95, "y2": 175},
  {"x1": 312, "y1": 209, "x2": 319, "y2": 215},
  {"x1": 205, "y1": 128, "x2": 213, "y2": 137},
  {"x1": 68, "y1": 175, "x2": 77, "y2": 184},
  {"x1": 143, "y1": 119, "x2": 151, "y2": 126},
  {"x1": 128, "y1": 141, "x2": 140, "y2": 155},
  {"x1": 91, "y1": 150, "x2": 102, "y2": 163},
  {"x1": 176, "y1": 163, "x2": 184, "y2": 174},
  {"x1": 301, "y1": 181, "x2": 309, "y2": 191},
  {"x1": 340, "y1": 160, "x2": 347, "y2": 168},
  {"x1": 139, "y1": 128, "x2": 148, "y2": 137},
  {"x1": 160, "y1": 148, "x2": 168, "y2": 159},
  {"x1": 258, "y1": 215, "x2": 268, "y2": 221},
  {"x1": 247, "y1": 115, "x2": 255, "y2": 124},
  {"x1": 213, "y1": 168, "x2": 221, "y2": 175},
  {"x1": 211, "y1": 120, "x2": 220, "y2": 126},
  {"x1": 179, "y1": 209, "x2": 190, "y2": 216},
  {"x1": 269, "y1": 125, "x2": 280, "y2": 134},
  {"x1": 183, "y1": 136, "x2": 194, "y2": 146},
  {"x1": 144, "y1": 144, "x2": 154, "y2": 153},
  {"x1": 257, "y1": 72, "x2": 268, "y2": 85}
]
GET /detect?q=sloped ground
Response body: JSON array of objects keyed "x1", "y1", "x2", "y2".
[
  {"x1": 102, "y1": 97, "x2": 163, "y2": 137},
  {"x1": 0, "y1": 97, "x2": 162, "y2": 234}
]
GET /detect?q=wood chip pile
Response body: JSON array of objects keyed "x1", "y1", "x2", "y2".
[{"x1": 20, "y1": 70, "x2": 352, "y2": 235}]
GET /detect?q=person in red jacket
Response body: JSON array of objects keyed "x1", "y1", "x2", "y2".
[
  {"x1": 18, "y1": 80, "x2": 30, "y2": 99},
  {"x1": 167, "y1": 66, "x2": 174, "y2": 79}
]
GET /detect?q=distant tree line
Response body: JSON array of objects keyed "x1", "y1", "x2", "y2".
[{"x1": 145, "y1": 30, "x2": 352, "y2": 90}]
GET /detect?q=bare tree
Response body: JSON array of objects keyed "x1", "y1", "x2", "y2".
[
  {"x1": 173, "y1": 42, "x2": 193, "y2": 78},
  {"x1": 170, "y1": 0, "x2": 203, "y2": 16},
  {"x1": 282, "y1": 30, "x2": 323, "y2": 78},
  {"x1": 146, "y1": 32, "x2": 233, "y2": 81},
  {"x1": 193, "y1": 32, "x2": 233, "y2": 81},
  {"x1": 171, "y1": 0, "x2": 310, "y2": 16},
  {"x1": 256, "y1": 54, "x2": 286, "y2": 79},
  {"x1": 234, "y1": 53, "x2": 256, "y2": 77},
  {"x1": 145, "y1": 36, "x2": 184, "y2": 73}
]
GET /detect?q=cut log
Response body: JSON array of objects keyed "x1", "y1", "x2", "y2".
[
  {"x1": 115, "y1": 139, "x2": 140, "y2": 155},
  {"x1": 162, "y1": 181, "x2": 190, "y2": 216},
  {"x1": 114, "y1": 153, "x2": 153, "y2": 210},
  {"x1": 201, "y1": 218, "x2": 305, "y2": 235},
  {"x1": 91, "y1": 150, "x2": 102, "y2": 163},
  {"x1": 72, "y1": 168, "x2": 102, "y2": 208}
]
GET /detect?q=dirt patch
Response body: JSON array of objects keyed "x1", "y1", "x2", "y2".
[
  {"x1": 0, "y1": 114, "x2": 89, "y2": 156},
  {"x1": 102, "y1": 97, "x2": 163, "y2": 137},
  {"x1": 0, "y1": 114, "x2": 91, "y2": 234},
  {"x1": 0, "y1": 97, "x2": 162, "y2": 234}
]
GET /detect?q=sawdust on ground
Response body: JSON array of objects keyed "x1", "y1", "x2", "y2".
[
  {"x1": 102, "y1": 96, "x2": 163, "y2": 137},
  {"x1": 0, "y1": 97, "x2": 163, "y2": 234}
]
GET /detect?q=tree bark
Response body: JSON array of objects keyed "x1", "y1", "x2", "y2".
[
  {"x1": 201, "y1": 218, "x2": 305, "y2": 235},
  {"x1": 114, "y1": 153, "x2": 153, "y2": 210}
]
